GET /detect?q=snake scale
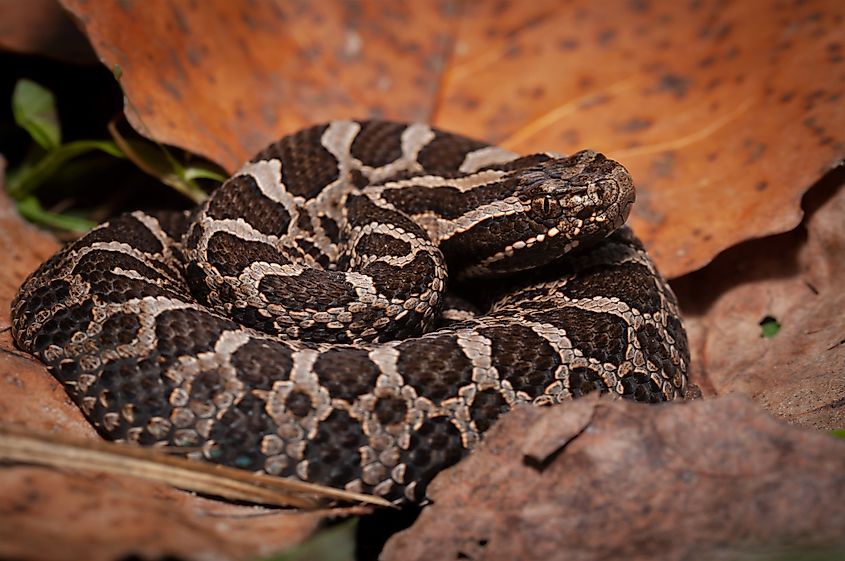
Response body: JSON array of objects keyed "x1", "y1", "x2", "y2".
[{"x1": 11, "y1": 120, "x2": 689, "y2": 503}]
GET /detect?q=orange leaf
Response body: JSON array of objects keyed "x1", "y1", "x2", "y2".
[{"x1": 59, "y1": 0, "x2": 845, "y2": 276}]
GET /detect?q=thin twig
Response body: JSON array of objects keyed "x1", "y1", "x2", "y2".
[{"x1": 0, "y1": 425, "x2": 392, "y2": 509}]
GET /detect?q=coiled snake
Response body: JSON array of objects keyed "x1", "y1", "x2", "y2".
[{"x1": 11, "y1": 120, "x2": 689, "y2": 503}]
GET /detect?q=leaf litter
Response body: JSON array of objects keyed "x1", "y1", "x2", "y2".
[{"x1": 1, "y1": 1, "x2": 844, "y2": 559}]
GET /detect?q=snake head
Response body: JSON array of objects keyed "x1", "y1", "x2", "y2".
[
  {"x1": 520, "y1": 150, "x2": 634, "y2": 231},
  {"x1": 452, "y1": 150, "x2": 635, "y2": 277}
]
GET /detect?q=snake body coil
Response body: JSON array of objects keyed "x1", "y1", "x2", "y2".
[{"x1": 12, "y1": 120, "x2": 689, "y2": 502}]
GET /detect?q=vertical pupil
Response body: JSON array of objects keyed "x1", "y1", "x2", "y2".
[{"x1": 543, "y1": 197, "x2": 551, "y2": 214}]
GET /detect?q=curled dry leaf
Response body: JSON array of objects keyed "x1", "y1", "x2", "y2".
[
  {"x1": 674, "y1": 172, "x2": 845, "y2": 430},
  {"x1": 58, "y1": 0, "x2": 845, "y2": 277},
  {"x1": 382, "y1": 396, "x2": 845, "y2": 561}
]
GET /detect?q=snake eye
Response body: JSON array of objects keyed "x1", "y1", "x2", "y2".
[{"x1": 532, "y1": 196, "x2": 559, "y2": 218}]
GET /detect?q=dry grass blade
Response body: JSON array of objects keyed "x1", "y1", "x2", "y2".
[{"x1": 0, "y1": 425, "x2": 392, "y2": 509}]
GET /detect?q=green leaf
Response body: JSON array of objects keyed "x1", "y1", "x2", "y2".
[
  {"x1": 6, "y1": 140, "x2": 125, "y2": 199},
  {"x1": 108, "y1": 121, "x2": 209, "y2": 203},
  {"x1": 832, "y1": 429, "x2": 845, "y2": 439},
  {"x1": 16, "y1": 196, "x2": 96, "y2": 233},
  {"x1": 183, "y1": 164, "x2": 227, "y2": 183},
  {"x1": 759, "y1": 316, "x2": 781, "y2": 338},
  {"x1": 258, "y1": 520, "x2": 357, "y2": 561},
  {"x1": 12, "y1": 79, "x2": 61, "y2": 150}
]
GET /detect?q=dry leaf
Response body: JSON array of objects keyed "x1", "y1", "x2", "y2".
[
  {"x1": 0, "y1": 465, "x2": 334, "y2": 561},
  {"x1": 58, "y1": 0, "x2": 845, "y2": 277},
  {"x1": 4, "y1": 3, "x2": 845, "y2": 558},
  {"x1": 439, "y1": 0, "x2": 845, "y2": 277},
  {"x1": 382, "y1": 396, "x2": 845, "y2": 561},
  {"x1": 58, "y1": 0, "x2": 455, "y2": 170},
  {"x1": 0, "y1": 0, "x2": 95, "y2": 64},
  {"x1": 674, "y1": 172, "x2": 845, "y2": 430}
]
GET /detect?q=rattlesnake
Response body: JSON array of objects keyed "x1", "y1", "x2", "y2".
[{"x1": 11, "y1": 120, "x2": 689, "y2": 503}]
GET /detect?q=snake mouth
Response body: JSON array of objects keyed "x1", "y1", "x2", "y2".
[{"x1": 458, "y1": 218, "x2": 609, "y2": 278}]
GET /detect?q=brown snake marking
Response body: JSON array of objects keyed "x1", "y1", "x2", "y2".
[{"x1": 11, "y1": 120, "x2": 689, "y2": 503}]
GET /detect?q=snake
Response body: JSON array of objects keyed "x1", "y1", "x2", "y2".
[{"x1": 11, "y1": 120, "x2": 689, "y2": 503}]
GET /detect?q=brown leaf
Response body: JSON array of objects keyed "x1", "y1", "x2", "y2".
[
  {"x1": 438, "y1": 0, "x2": 845, "y2": 277},
  {"x1": 58, "y1": 0, "x2": 845, "y2": 277},
  {"x1": 5, "y1": 4, "x2": 845, "y2": 555},
  {"x1": 0, "y1": 466, "x2": 334, "y2": 561},
  {"x1": 382, "y1": 396, "x2": 845, "y2": 561},
  {"x1": 0, "y1": 0, "x2": 96, "y2": 64},
  {"x1": 674, "y1": 172, "x2": 845, "y2": 430},
  {"x1": 58, "y1": 0, "x2": 456, "y2": 171}
]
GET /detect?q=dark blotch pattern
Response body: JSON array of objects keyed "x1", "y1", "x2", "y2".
[
  {"x1": 402, "y1": 417, "x2": 466, "y2": 501},
  {"x1": 563, "y1": 262, "x2": 662, "y2": 314},
  {"x1": 469, "y1": 390, "x2": 509, "y2": 432},
  {"x1": 210, "y1": 393, "x2": 282, "y2": 472},
  {"x1": 345, "y1": 194, "x2": 427, "y2": 238},
  {"x1": 319, "y1": 215, "x2": 341, "y2": 244},
  {"x1": 375, "y1": 396, "x2": 408, "y2": 426},
  {"x1": 313, "y1": 348, "x2": 380, "y2": 402},
  {"x1": 33, "y1": 300, "x2": 94, "y2": 357},
  {"x1": 417, "y1": 129, "x2": 488, "y2": 171},
  {"x1": 440, "y1": 214, "x2": 520, "y2": 266},
  {"x1": 258, "y1": 269, "x2": 356, "y2": 309},
  {"x1": 383, "y1": 180, "x2": 516, "y2": 220},
  {"x1": 620, "y1": 372, "x2": 664, "y2": 403},
  {"x1": 206, "y1": 174, "x2": 292, "y2": 236},
  {"x1": 99, "y1": 312, "x2": 142, "y2": 347},
  {"x1": 568, "y1": 367, "x2": 610, "y2": 398},
  {"x1": 303, "y1": 409, "x2": 367, "y2": 489},
  {"x1": 532, "y1": 307, "x2": 629, "y2": 366},
  {"x1": 88, "y1": 356, "x2": 175, "y2": 442},
  {"x1": 150, "y1": 210, "x2": 189, "y2": 241},
  {"x1": 355, "y1": 232, "x2": 411, "y2": 258},
  {"x1": 350, "y1": 120, "x2": 405, "y2": 167},
  {"x1": 667, "y1": 314, "x2": 689, "y2": 368},
  {"x1": 83, "y1": 214, "x2": 163, "y2": 254},
  {"x1": 190, "y1": 369, "x2": 226, "y2": 410},
  {"x1": 73, "y1": 250, "x2": 185, "y2": 303},
  {"x1": 397, "y1": 336, "x2": 472, "y2": 402},
  {"x1": 13, "y1": 278, "x2": 70, "y2": 335},
  {"x1": 230, "y1": 339, "x2": 293, "y2": 390},
  {"x1": 206, "y1": 231, "x2": 289, "y2": 277},
  {"x1": 285, "y1": 389, "x2": 313, "y2": 418},
  {"x1": 482, "y1": 324, "x2": 560, "y2": 398},
  {"x1": 252, "y1": 124, "x2": 338, "y2": 199},
  {"x1": 154, "y1": 308, "x2": 236, "y2": 361},
  {"x1": 362, "y1": 253, "x2": 437, "y2": 301},
  {"x1": 635, "y1": 323, "x2": 675, "y2": 376}
]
